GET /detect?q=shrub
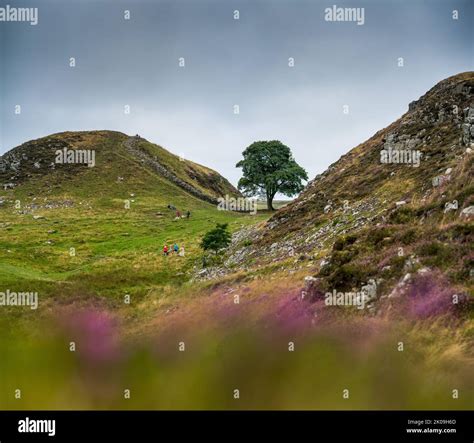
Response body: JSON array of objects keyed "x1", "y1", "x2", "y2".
[
  {"x1": 331, "y1": 250, "x2": 357, "y2": 267},
  {"x1": 327, "y1": 263, "x2": 367, "y2": 290},
  {"x1": 417, "y1": 241, "x2": 444, "y2": 256},
  {"x1": 389, "y1": 207, "x2": 416, "y2": 224},
  {"x1": 383, "y1": 255, "x2": 407, "y2": 277},
  {"x1": 453, "y1": 259, "x2": 474, "y2": 283},
  {"x1": 333, "y1": 234, "x2": 357, "y2": 251},
  {"x1": 367, "y1": 227, "x2": 393, "y2": 246},
  {"x1": 399, "y1": 228, "x2": 418, "y2": 245},
  {"x1": 200, "y1": 223, "x2": 232, "y2": 254},
  {"x1": 416, "y1": 241, "x2": 454, "y2": 268},
  {"x1": 448, "y1": 224, "x2": 473, "y2": 241}
]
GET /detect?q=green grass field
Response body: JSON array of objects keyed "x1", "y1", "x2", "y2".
[{"x1": 1, "y1": 195, "x2": 472, "y2": 410}]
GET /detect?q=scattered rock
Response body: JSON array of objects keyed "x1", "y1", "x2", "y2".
[
  {"x1": 460, "y1": 206, "x2": 474, "y2": 218},
  {"x1": 444, "y1": 200, "x2": 458, "y2": 213},
  {"x1": 301, "y1": 276, "x2": 321, "y2": 301}
]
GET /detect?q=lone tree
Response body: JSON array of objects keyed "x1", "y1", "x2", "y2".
[
  {"x1": 200, "y1": 223, "x2": 232, "y2": 254},
  {"x1": 236, "y1": 140, "x2": 308, "y2": 210}
]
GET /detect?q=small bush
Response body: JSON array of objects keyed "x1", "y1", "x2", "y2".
[
  {"x1": 416, "y1": 241, "x2": 454, "y2": 268},
  {"x1": 452, "y1": 259, "x2": 474, "y2": 283},
  {"x1": 333, "y1": 234, "x2": 357, "y2": 251},
  {"x1": 327, "y1": 263, "x2": 367, "y2": 290},
  {"x1": 331, "y1": 250, "x2": 357, "y2": 267},
  {"x1": 399, "y1": 228, "x2": 418, "y2": 245},
  {"x1": 448, "y1": 224, "x2": 473, "y2": 241},
  {"x1": 200, "y1": 223, "x2": 232, "y2": 254},
  {"x1": 389, "y1": 207, "x2": 416, "y2": 224},
  {"x1": 367, "y1": 227, "x2": 393, "y2": 246},
  {"x1": 382, "y1": 255, "x2": 407, "y2": 278},
  {"x1": 417, "y1": 241, "x2": 444, "y2": 256}
]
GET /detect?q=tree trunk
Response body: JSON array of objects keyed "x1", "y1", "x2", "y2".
[{"x1": 267, "y1": 195, "x2": 275, "y2": 211}]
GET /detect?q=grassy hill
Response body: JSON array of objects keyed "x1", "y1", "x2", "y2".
[
  {"x1": 0, "y1": 178, "x2": 271, "y2": 410},
  {"x1": 0, "y1": 130, "x2": 239, "y2": 202},
  {"x1": 1, "y1": 76, "x2": 473, "y2": 410},
  {"x1": 0, "y1": 130, "x2": 265, "y2": 313},
  {"x1": 0, "y1": 130, "x2": 276, "y2": 410}
]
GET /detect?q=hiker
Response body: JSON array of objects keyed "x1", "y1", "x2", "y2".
[
  {"x1": 179, "y1": 246, "x2": 185, "y2": 257},
  {"x1": 173, "y1": 243, "x2": 179, "y2": 254},
  {"x1": 163, "y1": 245, "x2": 169, "y2": 256},
  {"x1": 176, "y1": 210, "x2": 181, "y2": 218},
  {"x1": 186, "y1": 210, "x2": 191, "y2": 219}
]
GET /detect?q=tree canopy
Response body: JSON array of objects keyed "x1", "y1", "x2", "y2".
[{"x1": 236, "y1": 140, "x2": 308, "y2": 210}]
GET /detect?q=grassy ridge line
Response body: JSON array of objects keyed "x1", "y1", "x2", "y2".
[{"x1": 132, "y1": 137, "x2": 240, "y2": 201}]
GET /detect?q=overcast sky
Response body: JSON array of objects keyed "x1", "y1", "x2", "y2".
[{"x1": 0, "y1": 0, "x2": 472, "y2": 186}]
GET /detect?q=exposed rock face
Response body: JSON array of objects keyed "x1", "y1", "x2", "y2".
[{"x1": 0, "y1": 138, "x2": 71, "y2": 184}]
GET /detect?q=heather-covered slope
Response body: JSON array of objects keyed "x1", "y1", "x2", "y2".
[
  {"x1": 256, "y1": 72, "x2": 473, "y2": 247},
  {"x1": 213, "y1": 73, "x2": 473, "y2": 311}
]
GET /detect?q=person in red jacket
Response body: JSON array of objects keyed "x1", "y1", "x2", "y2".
[{"x1": 163, "y1": 245, "x2": 169, "y2": 256}]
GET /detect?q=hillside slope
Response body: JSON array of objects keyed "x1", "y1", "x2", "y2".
[
  {"x1": 0, "y1": 131, "x2": 262, "y2": 306},
  {"x1": 0, "y1": 131, "x2": 239, "y2": 204},
  {"x1": 219, "y1": 72, "x2": 473, "y2": 308},
  {"x1": 262, "y1": 72, "x2": 472, "y2": 245}
]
